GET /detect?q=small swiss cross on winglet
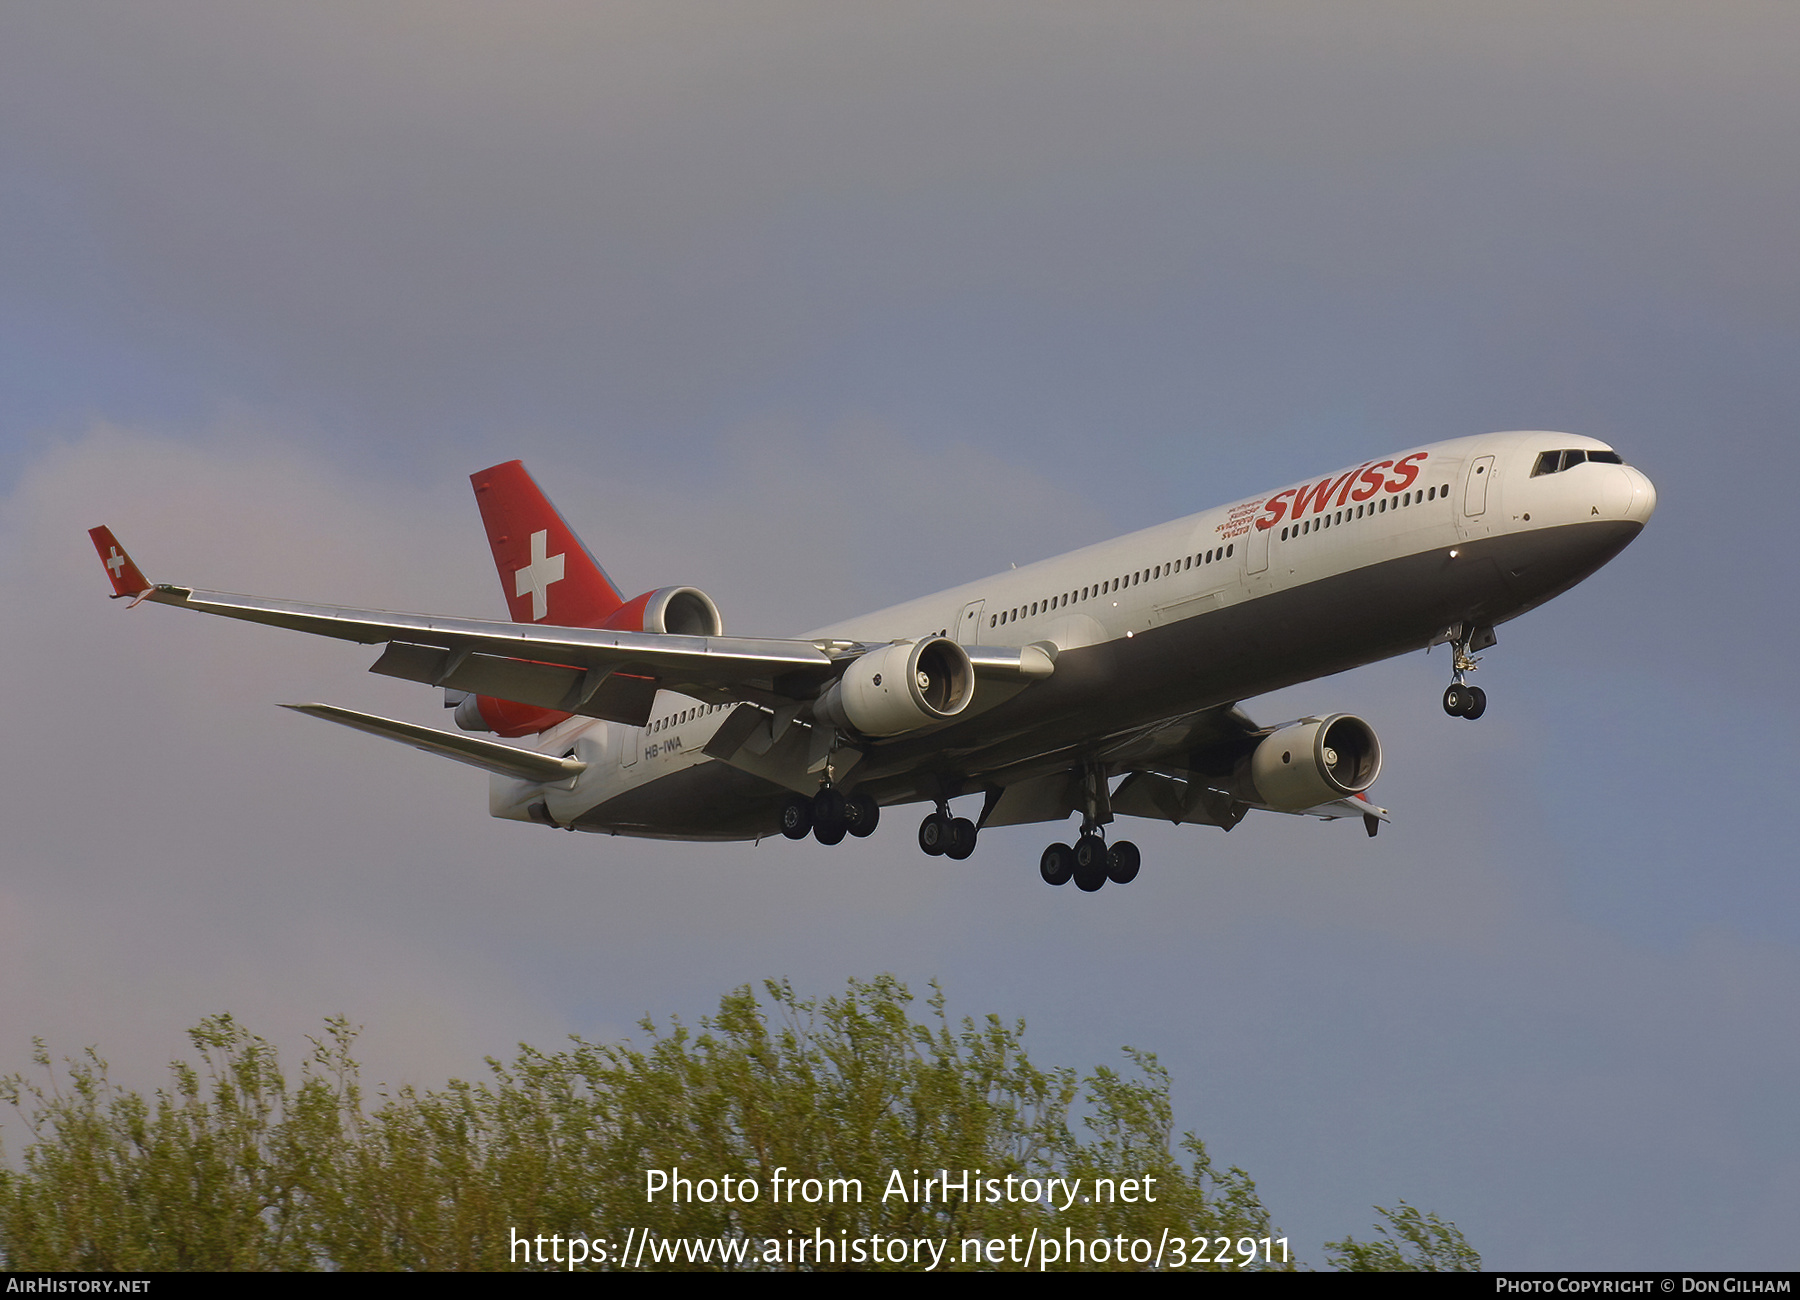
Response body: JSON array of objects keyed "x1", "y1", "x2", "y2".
[{"x1": 87, "y1": 526, "x2": 154, "y2": 601}]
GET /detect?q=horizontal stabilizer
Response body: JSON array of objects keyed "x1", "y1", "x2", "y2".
[{"x1": 281, "y1": 703, "x2": 586, "y2": 784}]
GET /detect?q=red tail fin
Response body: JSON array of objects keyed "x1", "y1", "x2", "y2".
[{"x1": 469, "y1": 462, "x2": 623, "y2": 627}]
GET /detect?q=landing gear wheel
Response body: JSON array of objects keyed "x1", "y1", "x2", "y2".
[
  {"x1": 812, "y1": 788, "x2": 847, "y2": 845},
  {"x1": 1074, "y1": 834, "x2": 1106, "y2": 873},
  {"x1": 844, "y1": 793, "x2": 880, "y2": 838},
  {"x1": 1443, "y1": 684, "x2": 1470, "y2": 717},
  {"x1": 778, "y1": 794, "x2": 812, "y2": 841},
  {"x1": 1072, "y1": 848, "x2": 1107, "y2": 892},
  {"x1": 1106, "y1": 840, "x2": 1141, "y2": 884},
  {"x1": 1040, "y1": 843, "x2": 1074, "y2": 886},
  {"x1": 944, "y1": 817, "x2": 977, "y2": 861},
  {"x1": 1463, "y1": 686, "x2": 1487, "y2": 720},
  {"x1": 919, "y1": 813, "x2": 950, "y2": 856}
]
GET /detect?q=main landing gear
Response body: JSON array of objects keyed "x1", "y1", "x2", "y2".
[
  {"x1": 918, "y1": 806, "x2": 977, "y2": 861},
  {"x1": 1440, "y1": 624, "x2": 1492, "y2": 720},
  {"x1": 780, "y1": 788, "x2": 879, "y2": 846},
  {"x1": 1038, "y1": 761, "x2": 1138, "y2": 891},
  {"x1": 1040, "y1": 825, "x2": 1140, "y2": 891}
]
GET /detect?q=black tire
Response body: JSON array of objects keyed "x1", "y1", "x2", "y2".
[
  {"x1": 1074, "y1": 834, "x2": 1105, "y2": 872},
  {"x1": 919, "y1": 813, "x2": 948, "y2": 856},
  {"x1": 944, "y1": 817, "x2": 977, "y2": 861},
  {"x1": 778, "y1": 794, "x2": 812, "y2": 841},
  {"x1": 1106, "y1": 840, "x2": 1141, "y2": 884},
  {"x1": 845, "y1": 792, "x2": 880, "y2": 838},
  {"x1": 1464, "y1": 686, "x2": 1487, "y2": 720},
  {"x1": 813, "y1": 821, "x2": 846, "y2": 846},
  {"x1": 1073, "y1": 850, "x2": 1107, "y2": 892},
  {"x1": 813, "y1": 787, "x2": 846, "y2": 830},
  {"x1": 1443, "y1": 684, "x2": 1468, "y2": 717},
  {"x1": 1040, "y1": 843, "x2": 1074, "y2": 886}
]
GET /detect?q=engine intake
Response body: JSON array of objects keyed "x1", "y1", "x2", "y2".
[
  {"x1": 816, "y1": 637, "x2": 976, "y2": 738},
  {"x1": 1247, "y1": 714, "x2": 1382, "y2": 811},
  {"x1": 602, "y1": 586, "x2": 724, "y2": 636}
]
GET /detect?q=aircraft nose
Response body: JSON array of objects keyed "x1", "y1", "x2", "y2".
[{"x1": 1624, "y1": 465, "x2": 1657, "y2": 525}]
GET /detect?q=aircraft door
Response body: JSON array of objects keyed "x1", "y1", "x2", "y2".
[
  {"x1": 1463, "y1": 456, "x2": 1494, "y2": 517},
  {"x1": 957, "y1": 599, "x2": 987, "y2": 646},
  {"x1": 619, "y1": 724, "x2": 639, "y2": 768},
  {"x1": 1246, "y1": 522, "x2": 1270, "y2": 575}
]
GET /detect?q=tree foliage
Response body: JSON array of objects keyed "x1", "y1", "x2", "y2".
[
  {"x1": 0, "y1": 978, "x2": 1473, "y2": 1271},
  {"x1": 1325, "y1": 1201, "x2": 1481, "y2": 1271}
]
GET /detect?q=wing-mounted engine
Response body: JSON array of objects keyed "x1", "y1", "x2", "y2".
[
  {"x1": 600, "y1": 586, "x2": 724, "y2": 636},
  {"x1": 1110, "y1": 709, "x2": 1384, "y2": 830},
  {"x1": 1244, "y1": 714, "x2": 1382, "y2": 810},
  {"x1": 814, "y1": 637, "x2": 976, "y2": 739}
]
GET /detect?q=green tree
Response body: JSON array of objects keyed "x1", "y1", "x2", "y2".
[
  {"x1": 1325, "y1": 1201, "x2": 1481, "y2": 1271},
  {"x1": 0, "y1": 978, "x2": 1474, "y2": 1271}
]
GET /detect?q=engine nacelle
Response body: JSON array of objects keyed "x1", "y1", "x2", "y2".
[
  {"x1": 449, "y1": 586, "x2": 723, "y2": 737},
  {"x1": 1247, "y1": 714, "x2": 1382, "y2": 811},
  {"x1": 601, "y1": 586, "x2": 724, "y2": 636},
  {"x1": 815, "y1": 637, "x2": 976, "y2": 738}
]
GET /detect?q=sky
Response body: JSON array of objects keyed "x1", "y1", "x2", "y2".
[{"x1": 3, "y1": 2, "x2": 1798, "y2": 1271}]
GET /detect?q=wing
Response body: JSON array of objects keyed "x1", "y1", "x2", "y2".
[{"x1": 91, "y1": 532, "x2": 1049, "y2": 727}]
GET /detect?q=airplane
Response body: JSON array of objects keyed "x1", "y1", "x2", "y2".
[{"x1": 90, "y1": 431, "x2": 1655, "y2": 892}]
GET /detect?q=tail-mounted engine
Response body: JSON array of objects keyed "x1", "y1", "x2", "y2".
[
  {"x1": 815, "y1": 637, "x2": 976, "y2": 739},
  {"x1": 453, "y1": 585, "x2": 725, "y2": 736},
  {"x1": 600, "y1": 586, "x2": 724, "y2": 636},
  {"x1": 1246, "y1": 714, "x2": 1382, "y2": 811}
]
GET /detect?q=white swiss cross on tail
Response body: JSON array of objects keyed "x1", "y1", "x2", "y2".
[{"x1": 513, "y1": 529, "x2": 565, "y2": 621}]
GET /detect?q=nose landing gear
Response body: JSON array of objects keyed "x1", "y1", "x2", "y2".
[
  {"x1": 1439, "y1": 624, "x2": 1493, "y2": 720},
  {"x1": 1443, "y1": 682, "x2": 1486, "y2": 720}
]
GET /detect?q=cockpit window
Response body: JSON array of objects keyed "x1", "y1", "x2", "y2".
[{"x1": 1533, "y1": 447, "x2": 1622, "y2": 476}]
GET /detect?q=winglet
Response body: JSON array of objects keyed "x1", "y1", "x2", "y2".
[{"x1": 88, "y1": 527, "x2": 154, "y2": 600}]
